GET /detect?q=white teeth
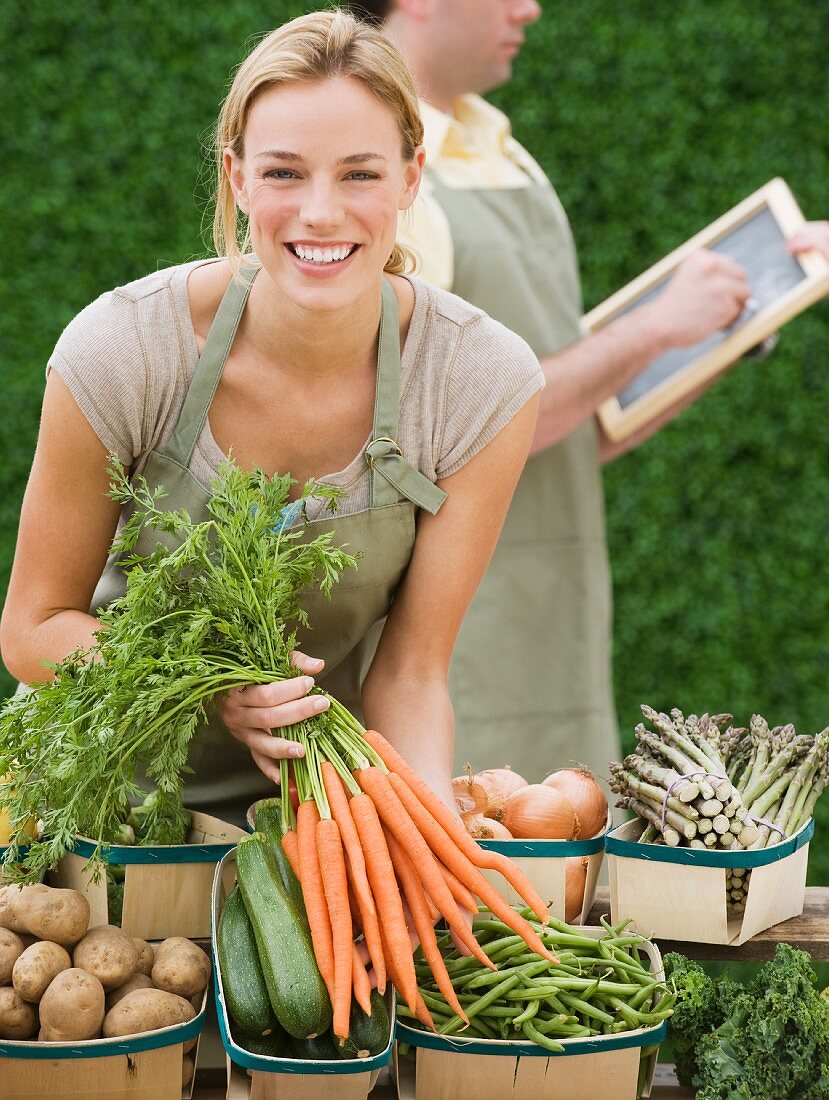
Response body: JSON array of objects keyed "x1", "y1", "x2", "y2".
[{"x1": 291, "y1": 244, "x2": 354, "y2": 264}]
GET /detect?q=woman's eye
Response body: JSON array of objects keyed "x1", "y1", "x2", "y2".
[
  {"x1": 347, "y1": 172, "x2": 378, "y2": 181},
  {"x1": 266, "y1": 169, "x2": 297, "y2": 180}
]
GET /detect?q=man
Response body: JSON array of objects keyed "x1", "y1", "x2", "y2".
[{"x1": 344, "y1": 0, "x2": 828, "y2": 784}]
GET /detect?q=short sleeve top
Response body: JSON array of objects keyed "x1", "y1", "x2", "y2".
[{"x1": 47, "y1": 259, "x2": 544, "y2": 521}]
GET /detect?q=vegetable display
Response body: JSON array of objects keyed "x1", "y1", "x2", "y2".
[
  {"x1": 401, "y1": 909, "x2": 674, "y2": 1049},
  {"x1": 665, "y1": 946, "x2": 829, "y2": 1099},
  {"x1": 610, "y1": 706, "x2": 829, "y2": 910}
]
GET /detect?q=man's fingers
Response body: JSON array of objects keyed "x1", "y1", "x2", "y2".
[
  {"x1": 290, "y1": 650, "x2": 326, "y2": 674},
  {"x1": 234, "y1": 728, "x2": 306, "y2": 760}
]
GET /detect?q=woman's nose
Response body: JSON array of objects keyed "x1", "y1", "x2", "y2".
[{"x1": 299, "y1": 180, "x2": 344, "y2": 230}]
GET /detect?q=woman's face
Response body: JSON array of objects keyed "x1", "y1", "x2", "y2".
[{"x1": 225, "y1": 75, "x2": 423, "y2": 313}]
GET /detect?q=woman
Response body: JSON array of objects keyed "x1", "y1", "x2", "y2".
[{"x1": 0, "y1": 11, "x2": 543, "y2": 823}]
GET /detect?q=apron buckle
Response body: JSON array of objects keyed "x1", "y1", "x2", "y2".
[{"x1": 365, "y1": 436, "x2": 402, "y2": 469}]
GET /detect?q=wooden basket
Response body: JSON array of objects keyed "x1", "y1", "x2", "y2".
[
  {"x1": 213, "y1": 849, "x2": 395, "y2": 1100},
  {"x1": 394, "y1": 926, "x2": 665, "y2": 1100},
  {"x1": 0, "y1": 980, "x2": 207, "y2": 1100},
  {"x1": 48, "y1": 811, "x2": 246, "y2": 939},
  {"x1": 477, "y1": 812, "x2": 610, "y2": 922},
  {"x1": 606, "y1": 817, "x2": 813, "y2": 945}
]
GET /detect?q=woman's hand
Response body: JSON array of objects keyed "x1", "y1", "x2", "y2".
[{"x1": 216, "y1": 651, "x2": 329, "y2": 782}]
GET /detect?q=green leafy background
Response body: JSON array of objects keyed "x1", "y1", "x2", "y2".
[{"x1": 2, "y1": 1, "x2": 828, "y2": 893}]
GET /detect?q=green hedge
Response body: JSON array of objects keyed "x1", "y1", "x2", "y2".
[{"x1": 2, "y1": 3, "x2": 828, "y2": 875}]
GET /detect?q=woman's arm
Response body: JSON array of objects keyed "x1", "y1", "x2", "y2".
[{"x1": 360, "y1": 393, "x2": 542, "y2": 808}]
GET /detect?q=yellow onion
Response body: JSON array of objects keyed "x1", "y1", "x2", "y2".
[
  {"x1": 541, "y1": 768, "x2": 608, "y2": 839},
  {"x1": 500, "y1": 784, "x2": 579, "y2": 840},
  {"x1": 474, "y1": 766, "x2": 528, "y2": 819},
  {"x1": 467, "y1": 817, "x2": 514, "y2": 841},
  {"x1": 565, "y1": 856, "x2": 589, "y2": 923},
  {"x1": 452, "y1": 774, "x2": 489, "y2": 822}
]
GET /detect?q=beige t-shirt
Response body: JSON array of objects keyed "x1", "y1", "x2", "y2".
[{"x1": 48, "y1": 259, "x2": 544, "y2": 517}]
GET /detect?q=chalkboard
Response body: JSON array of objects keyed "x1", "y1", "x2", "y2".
[{"x1": 590, "y1": 179, "x2": 829, "y2": 442}]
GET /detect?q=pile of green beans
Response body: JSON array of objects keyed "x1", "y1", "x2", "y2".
[{"x1": 399, "y1": 910, "x2": 675, "y2": 1052}]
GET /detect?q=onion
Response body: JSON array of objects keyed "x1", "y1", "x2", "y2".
[
  {"x1": 467, "y1": 817, "x2": 514, "y2": 841},
  {"x1": 500, "y1": 784, "x2": 579, "y2": 840},
  {"x1": 565, "y1": 856, "x2": 589, "y2": 923},
  {"x1": 452, "y1": 774, "x2": 489, "y2": 819},
  {"x1": 474, "y1": 766, "x2": 528, "y2": 819},
  {"x1": 541, "y1": 768, "x2": 608, "y2": 839}
]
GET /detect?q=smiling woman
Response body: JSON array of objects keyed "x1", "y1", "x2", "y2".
[{"x1": 0, "y1": 10, "x2": 544, "y2": 825}]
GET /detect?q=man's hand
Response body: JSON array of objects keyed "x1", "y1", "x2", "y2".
[
  {"x1": 644, "y1": 249, "x2": 751, "y2": 349},
  {"x1": 787, "y1": 220, "x2": 829, "y2": 263}
]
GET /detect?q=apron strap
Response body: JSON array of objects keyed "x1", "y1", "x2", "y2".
[
  {"x1": 162, "y1": 262, "x2": 257, "y2": 467},
  {"x1": 368, "y1": 279, "x2": 447, "y2": 515}
]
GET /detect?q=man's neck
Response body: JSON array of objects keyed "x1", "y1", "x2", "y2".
[{"x1": 383, "y1": 14, "x2": 461, "y2": 116}]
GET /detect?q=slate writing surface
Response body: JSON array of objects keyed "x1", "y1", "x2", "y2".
[{"x1": 617, "y1": 207, "x2": 806, "y2": 410}]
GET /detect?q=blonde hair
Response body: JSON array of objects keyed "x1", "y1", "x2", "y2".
[{"x1": 213, "y1": 9, "x2": 422, "y2": 276}]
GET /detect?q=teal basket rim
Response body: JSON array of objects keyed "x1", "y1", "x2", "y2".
[
  {"x1": 214, "y1": 972, "x2": 394, "y2": 1075},
  {"x1": 70, "y1": 835, "x2": 237, "y2": 865},
  {"x1": 478, "y1": 834, "x2": 604, "y2": 856},
  {"x1": 0, "y1": 997, "x2": 206, "y2": 1061},
  {"x1": 605, "y1": 817, "x2": 813, "y2": 868},
  {"x1": 396, "y1": 1018, "x2": 666, "y2": 1057}
]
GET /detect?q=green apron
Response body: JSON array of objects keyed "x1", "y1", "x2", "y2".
[
  {"x1": 427, "y1": 169, "x2": 620, "y2": 785},
  {"x1": 89, "y1": 266, "x2": 446, "y2": 821}
]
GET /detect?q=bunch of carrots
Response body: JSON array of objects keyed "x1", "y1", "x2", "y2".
[{"x1": 276, "y1": 711, "x2": 556, "y2": 1045}]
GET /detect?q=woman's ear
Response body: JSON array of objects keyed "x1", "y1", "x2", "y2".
[
  {"x1": 399, "y1": 145, "x2": 426, "y2": 211},
  {"x1": 224, "y1": 148, "x2": 249, "y2": 214}
]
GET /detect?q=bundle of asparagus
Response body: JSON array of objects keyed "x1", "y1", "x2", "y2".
[{"x1": 610, "y1": 706, "x2": 829, "y2": 911}]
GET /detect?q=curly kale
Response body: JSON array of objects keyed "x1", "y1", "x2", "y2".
[{"x1": 667, "y1": 945, "x2": 829, "y2": 1100}]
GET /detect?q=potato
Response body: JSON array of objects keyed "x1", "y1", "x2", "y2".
[
  {"x1": 5, "y1": 885, "x2": 90, "y2": 946},
  {"x1": 0, "y1": 885, "x2": 27, "y2": 934},
  {"x1": 73, "y1": 924, "x2": 138, "y2": 991},
  {"x1": 0, "y1": 927, "x2": 26, "y2": 984},
  {"x1": 103, "y1": 987, "x2": 195, "y2": 1037},
  {"x1": 39, "y1": 968, "x2": 105, "y2": 1041},
  {"x1": 182, "y1": 1052, "x2": 195, "y2": 1088},
  {"x1": 105, "y1": 971, "x2": 155, "y2": 1012},
  {"x1": 0, "y1": 986, "x2": 38, "y2": 1040},
  {"x1": 13, "y1": 941, "x2": 71, "y2": 1003},
  {"x1": 132, "y1": 938, "x2": 155, "y2": 977},
  {"x1": 151, "y1": 937, "x2": 210, "y2": 998}
]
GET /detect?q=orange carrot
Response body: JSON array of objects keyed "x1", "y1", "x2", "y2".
[
  {"x1": 385, "y1": 829, "x2": 469, "y2": 1024},
  {"x1": 348, "y1": 882, "x2": 362, "y2": 929},
  {"x1": 387, "y1": 771, "x2": 559, "y2": 965},
  {"x1": 364, "y1": 729, "x2": 548, "y2": 922},
  {"x1": 317, "y1": 817, "x2": 353, "y2": 1042},
  {"x1": 322, "y1": 761, "x2": 387, "y2": 994},
  {"x1": 438, "y1": 862, "x2": 478, "y2": 913},
  {"x1": 281, "y1": 829, "x2": 300, "y2": 877},
  {"x1": 351, "y1": 943, "x2": 373, "y2": 1017},
  {"x1": 423, "y1": 890, "x2": 440, "y2": 924},
  {"x1": 379, "y1": 924, "x2": 430, "y2": 1025},
  {"x1": 350, "y1": 792, "x2": 418, "y2": 1012},
  {"x1": 296, "y1": 800, "x2": 336, "y2": 1004},
  {"x1": 413, "y1": 991, "x2": 436, "y2": 1031},
  {"x1": 356, "y1": 767, "x2": 494, "y2": 971}
]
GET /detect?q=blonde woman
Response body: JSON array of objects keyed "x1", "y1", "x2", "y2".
[{"x1": 0, "y1": 11, "x2": 542, "y2": 823}]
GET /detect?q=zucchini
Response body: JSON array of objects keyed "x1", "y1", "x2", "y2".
[
  {"x1": 236, "y1": 832, "x2": 332, "y2": 1039},
  {"x1": 290, "y1": 1032, "x2": 341, "y2": 1060},
  {"x1": 218, "y1": 886, "x2": 279, "y2": 1037},
  {"x1": 253, "y1": 798, "x2": 305, "y2": 913},
  {"x1": 234, "y1": 1028, "x2": 293, "y2": 1059},
  {"x1": 336, "y1": 991, "x2": 391, "y2": 1059}
]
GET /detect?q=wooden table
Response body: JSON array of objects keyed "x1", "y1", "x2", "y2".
[{"x1": 193, "y1": 887, "x2": 829, "y2": 1098}]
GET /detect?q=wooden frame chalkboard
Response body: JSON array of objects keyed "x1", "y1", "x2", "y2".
[{"x1": 589, "y1": 178, "x2": 829, "y2": 443}]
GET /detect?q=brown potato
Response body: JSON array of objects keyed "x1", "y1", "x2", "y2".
[
  {"x1": 39, "y1": 968, "x2": 105, "y2": 1041},
  {"x1": 105, "y1": 971, "x2": 154, "y2": 1012},
  {"x1": 103, "y1": 987, "x2": 195, "y2": 1038},
  {"x1": 6, "y1": 885, "x2": 90, "y2": 946},
  {"x1": 0, "y1": 927, "x2": 26, "y2": 984},
  {"x1": 0, "y1": 885, "x2": 27, "y2": 934},
  {"x1": 132, "y1": 938, "x2": 155, "y2": 977},
  {"x1": 73, "y1": 925, "x2": 138, "y2": 991},
  {"x1": 13, "y1": 941, "x2": 71, "y2": 1003},
  {"x1": 151, "y1": 937, "x2": 210, "y2": 998},
  {"x1": 182, "y1": 1052, "x2": 195, "y2": 1088},
  {"x1": 0, "y1": 986, "x2": 38, "y2": 1040}
]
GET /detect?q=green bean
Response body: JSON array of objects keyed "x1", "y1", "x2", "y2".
[
  {"x1": 557, "y1": 992, "x2": 615, "y2": 1025},
  {"x1": 438, "y1": 972, "x2": 522, "y2": 1035},
  {"x1": 511, "y1": 999, "x2": 540, "y2": 1028},
  {"x1": 521, "y1": 1020, "x2": 565, "y2": 1052},
  {"x1": 629, "y1": 980, "x2": 660, "y2": 1011},
  {"x1": 504, "y1": 977, "x2": 642, "y2": 997}
]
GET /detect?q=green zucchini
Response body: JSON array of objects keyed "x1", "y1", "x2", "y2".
[
  {"x1": 235, "y1": 832, "x2": 332, "y2": 1039},
  {"x1": 234, "y1": 1028, "x2": 293, "y2": 1059},
  {"x1": 253, "y1": 798, "x2": 305, "y2": 913},
  {"x1": 336, "y1": 991, "x2": 391, "y2": 1059},
  {"x1": 290, "y1": 1032, "x2": 341, "y2": 1060},
  {"x1": 218, "y1": 886, "x2": 279, "y2": 1038}
]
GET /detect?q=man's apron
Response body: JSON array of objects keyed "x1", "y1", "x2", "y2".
[
  {"x1": 427, "y1": 170, "x2": 620, "y2": 785},
  {"x1": 89, "y1": 268, "x2": 446, "y2": 821}
]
